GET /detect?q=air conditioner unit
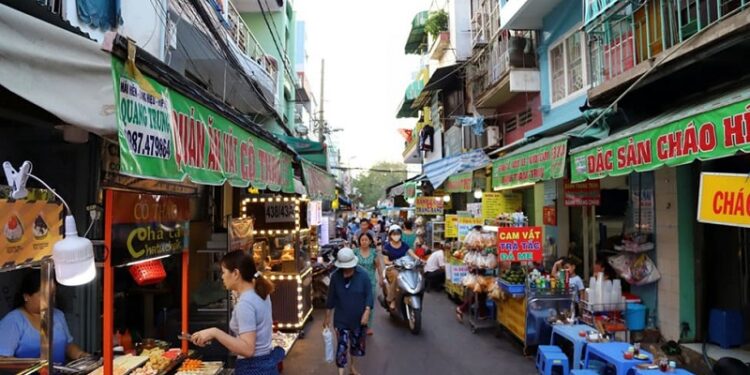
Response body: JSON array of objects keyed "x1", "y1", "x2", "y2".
[{"x1": 486, "y1": 126, "x2": 501, "y2": 148}]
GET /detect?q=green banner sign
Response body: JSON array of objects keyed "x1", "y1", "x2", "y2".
[
  {"x1": 445, "y1": 171, "x2": 473, "y2": 193},
  {"x1": 570, "y1": 96, "x2": 750, "y2": 183},
  {"x1": 403, "y1": 182, "x2": 417, "y2": 199},
  {"x1": 492, "y1": 140, "x2": 567, "y2": 190},
  {"x1": 113, "y1": 58, "x2": 294, "y2": 192}
]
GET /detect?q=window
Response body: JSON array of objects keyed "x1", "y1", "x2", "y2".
[{"x1": 550, "y1": 30, "x2": 588, "y2": 104}]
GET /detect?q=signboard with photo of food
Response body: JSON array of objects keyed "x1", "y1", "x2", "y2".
[{"x1": 0, "y1": 188, "x2": 63, "y2": 270}]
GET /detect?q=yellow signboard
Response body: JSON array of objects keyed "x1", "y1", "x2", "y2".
[
  {"x1": 458, "y1": 217, "x2": 484, "y2": 241},
  {"x1": 445, "y1": 215, "x2": 458, "y2": 238},
  {"x1": 698, "y1": 172, "x2": 750, "y2": 228},
  {"x1": 0, "y1": 197, "x2": 63, "y2": 270},
  {"x1": 482, "y1": 192, "x2": 523, "y2": 220}
]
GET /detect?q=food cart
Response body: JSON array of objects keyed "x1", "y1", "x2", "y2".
[{"x1": 240, "y1": 196, "x2": 313, "y2": 331}]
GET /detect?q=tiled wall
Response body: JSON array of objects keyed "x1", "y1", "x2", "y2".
[{"x1": 655, "y1": 167, "x2": 681, "y2": 341}]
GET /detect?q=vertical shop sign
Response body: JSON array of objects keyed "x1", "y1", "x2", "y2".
[
  {"x1": 415, "y1": 197, "x2": 444, "y2": 215},
  {"x1": 110, "y1": 191, "x2": 190, "y2": 266},
  {"x1": 497, "y1": 227, "x2": 543, "y2": 262},
  {"x1": 445, "y1": 214, "x2": 458, "y2": 238},
  {"x1": 307, "y1": 201, "x2": 323, "y2": 226},
  {"x1": 482, "y1": 192, "x2": 523, "y2": 220},
  {"x1": 543, "y1": 206, "x2": 557, "y2": 226}
]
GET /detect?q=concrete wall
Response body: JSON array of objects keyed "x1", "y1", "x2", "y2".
[
  {"x1": 449, "y1": 0, "x2": 473, "y2": 61},
  {"x1": 496, "y1": 93, "x2": 542, "y2": 145},
  {"x1": 655, "y1": 167, "x2": 681, "y2": 341}
]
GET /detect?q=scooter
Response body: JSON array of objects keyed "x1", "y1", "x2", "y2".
[
  {"x1": 312, "y1": 239, "x2": 347, "y2": 307},
  {"x1": 378, "y1": 256, "x2": 425, "y2": 335}
]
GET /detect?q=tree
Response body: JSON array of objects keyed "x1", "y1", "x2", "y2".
[{"x1": 352, "y1": 161, "x2": 408, "y2": 208}]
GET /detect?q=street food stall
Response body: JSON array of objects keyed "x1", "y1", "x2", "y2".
[{"x1": 240, "y1": 196, "x2": 313, "y2": 331}]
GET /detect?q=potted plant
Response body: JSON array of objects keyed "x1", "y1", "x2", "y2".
[{"x1": 425, "y1": 10, "x2": 449, "y2": 39}]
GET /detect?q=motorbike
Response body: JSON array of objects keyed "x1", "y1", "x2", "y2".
[
  {"x1": 312, "y1": 238, "x2": 347, "y2": 308},
  {"x1": 378, "y1": 256, "x2": 425, "y2": 334}
]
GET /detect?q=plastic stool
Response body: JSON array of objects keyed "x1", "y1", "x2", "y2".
[
  {"x1": 536, "y1": 345, "x2": 563, "y2": 371},
  {"x1": 540, "y1": 352, "x2": 569, "y2": 375},
  {"x1": 570, "y1": 370, "x2": 598, "y2": 375}
]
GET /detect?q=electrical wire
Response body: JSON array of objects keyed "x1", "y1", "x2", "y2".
[
  {"x1": 257, "y1": 0, "x2": 298, "y2": 86},
  {"x1": 28, "y1": 173, "x2": 71, "y2": 215}
]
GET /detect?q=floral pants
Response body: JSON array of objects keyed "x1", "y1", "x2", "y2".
[{"x1": 335, "y1": 325, "x2": 367, "y2": 368}]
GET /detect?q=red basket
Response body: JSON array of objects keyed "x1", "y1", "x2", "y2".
[{"x1": 129, "y1": 260, "x2": 167, "y2": 286}]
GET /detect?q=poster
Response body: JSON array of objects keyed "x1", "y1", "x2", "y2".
[
  {"x1": 543, "y1": 205, "x2": 557, "y2": 226},
  {"x1": 497, "y1": 226, "x2": 543, "y2": 262},
  {"x1": 111, "y1": 191, "x2": 190, "y2": 266},
  {"x1": 564, "y1": 179, "x2": 601, "y2": 206},
  {"x1": 307, "y1": 201, "x2": 323, "y2": 226},
  {"x1": 0, "y1": 193, "x2": 63, "y2": 270},
  {"x1": 458, "y1": 217, "x2": 484, "y2": 241},
  {"x1": 482, "y1": 192, "x2": 523, "y2": 220},
  {"x1": 697, "y1": 173, "x2": 750, "y2": 227},
  {"x1": 230, "y1": 217, "x2": 254, "y2": 251},
  {"x1": 445, "y1": 214, "x2": 458, "y2": 238},
  {"x1": 467, "y1": 203, "x2": 482, "y2": 217},
  {"x1": 415, "y1": 197, "x2": 444, "y2": 215},
  {"x1": 112, "y1": 58, "x2": 295, "y2": 192}
]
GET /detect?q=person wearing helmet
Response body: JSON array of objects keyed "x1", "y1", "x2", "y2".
[{"x1": 382, "y1": 224, "x2": 419, "y2": 311}]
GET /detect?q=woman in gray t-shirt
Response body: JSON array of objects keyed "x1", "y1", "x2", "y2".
[{"x1": 191, "y1": 251, "x2": 283, "y2": 374}]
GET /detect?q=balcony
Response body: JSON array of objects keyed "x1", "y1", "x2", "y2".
[
  {"x1": 429, "y1": 31, "x2": 452, "y2": 60},
  {"x1": 403, "y1": 111, "x2": 432, "y2": 164},
  {"x1": 586, "y1": 0, "x2": 750, "y2": 102},
  {"x1": 471, "y1": 0, "x2": 500, "y2": 49},
  {"x1": 470, "y1": 30, "x2": 540, "y2": 109},
  {"x1": 499, "y1": 0, "x2": 565, "y2": 29}
]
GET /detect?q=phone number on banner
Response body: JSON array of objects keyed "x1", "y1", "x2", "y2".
[{"x1": 125, "y1": 129, "x2": 172, "y2": 159}]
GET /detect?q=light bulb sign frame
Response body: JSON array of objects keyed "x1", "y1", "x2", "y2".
[{"x1": 110, "y1": 191, "x2": 190, "y2": 266}]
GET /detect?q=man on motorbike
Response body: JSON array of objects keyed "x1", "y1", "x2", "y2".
[{"x1": 381, "y1": 225, "x2": 420, "y2": 311}]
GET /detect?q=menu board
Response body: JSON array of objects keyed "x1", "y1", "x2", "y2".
[
  {"x1": 0, "y1": 192, "x2": 63, "y2": 270},
  {"x1": 445, "y1": 214, "x2": 458, "y2": 238},
  {"x1": 482, "y1": 192, "x2": 523, "y2": 220}
]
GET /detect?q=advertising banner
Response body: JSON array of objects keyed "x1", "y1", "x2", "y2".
[
  {"x1": 302, "y1": 161, "x2": 335, "y2": 200},
  {"x1": 307, "y1": 201, "x2": 323, "y2": 226},
  {"x1": 564, "y1": 179, "x2": 601, "y2": 206},
  {"x1": 482, "y1": 192, "x2": 523, "y2": 220},
  {"x1": 492, "y1": 140, "x2": 567, "y2": 190},
  {"x1": 570, "y1": 94, "x2": 750, "y2": 183},
  {"x1": 497, "y1": 226, "x2": 543, "y2": 262},
  {"x1": 696, "y1": 172, "x2": 750, "y2": 228},
  {"x1": 415, "y1": 197, "x2": 444, "y2": 215},
  {"x1": 403, "y1": 182, "x2": 417, "y2": 199},
  {"x1": 445, "y1": 214, "x2": 458, "y2": 238},
  {"x1": 112, "y1": 58, "x2": 294, "y2": 192},
  {"x1": 457, "y1": 217, "x2": 484, "y2": 241},
  {"x1": 543, "y1": 206, "x2": 557, "y2": 226},
  {"x1": 445, "y1": 172, "x2": 473, "y2": 193},
  {"x1": 0, "y1": 190, "x2": 62, "y2": 270},
  {"x1": 111, "y1": 191, "x2": 190, "y2": 266}
]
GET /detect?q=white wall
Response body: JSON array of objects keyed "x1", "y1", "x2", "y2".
[
  {"x1": 423, "y1": 129, "x2": 444, "y2": 165},
  {"x1": 449, "y1": 0, "x2": 472, "y2": 61},
  {"x1": 655, "y1": 167, "x2": 681, "y2": 341},
  {"x1": 63, "y1": 0, "x2": 167, "y2": 61}
]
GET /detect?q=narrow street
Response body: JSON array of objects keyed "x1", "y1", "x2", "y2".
[{"x1": 284, "y1": 291, "x2": 536, "y2": 375}]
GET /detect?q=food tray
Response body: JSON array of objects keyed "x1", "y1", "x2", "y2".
[
  {"x1": 499, "y1": 279, "x2": 525, "y2": 295},
  {"x1": 175, "y1": 362, "x2": 223, "y2": 375}
]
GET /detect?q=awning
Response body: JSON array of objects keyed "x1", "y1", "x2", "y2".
[
  {"x1": 404, "y1": 11, "x2": 429, "y2": 54},
  {"x1": 492, "y1": 133, "x2": 569, "y2": 191},
  {"x1": 569, "y1": 86, "x2": 750, "y2": 183},
  {"x1": 0, "y1": 3, "x2": 116, "y2": 135},
  {"x1": 396, "y1": 77, "x2": 426, "y2": 118},
  {"x1": 276, "y1": 135, "x2": 327, "y2": 169},
  {"x1": 423, "y1": 149, "x2": 490, "y2": 189},
  {"x1": 302, "y1": 161, "x2": 336, "y2": 200},
  {"x1": 424, "y1": 64, "x2": 461, "y2": 91}
]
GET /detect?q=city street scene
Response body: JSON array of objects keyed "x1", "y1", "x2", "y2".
[{"x1": 1, "y1": 0, "x2": 750, "y2": 374}]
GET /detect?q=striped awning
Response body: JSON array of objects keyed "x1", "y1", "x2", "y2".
[
  {"x1": 423, "y1": 149, "x2": 490, "y2": 189},
  {"x1": 404, "y1": 11, "x2": 429, "y2": 54}
]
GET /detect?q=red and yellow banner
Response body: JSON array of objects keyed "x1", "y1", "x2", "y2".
[
  {"x1": 415, "y1": 197, "x2": 444, "y2": 215},
  {"x1": 698, "y1": 172, "x2": 750, "y2": 228},
  {"x1": 497, "y1": 226, "x2": 543, "y2": 262}
]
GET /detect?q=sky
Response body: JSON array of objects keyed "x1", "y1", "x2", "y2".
[{"x1": 296, "y1": 0, "x2": 434, "y2": 176}]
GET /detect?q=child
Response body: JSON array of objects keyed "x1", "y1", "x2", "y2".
[{"x1": 552, "y1": 257, "x2": 585, "y2": 299}]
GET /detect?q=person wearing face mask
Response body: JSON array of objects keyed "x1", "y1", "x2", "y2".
[{"x1": 381, "y1": 225, "x2": 419, "y2": 311}]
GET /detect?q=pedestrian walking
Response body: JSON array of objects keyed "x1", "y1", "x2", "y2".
[
  {"x1": 354, "y1": 232, "x2": 383, "y2": 335},
  {"x1": 324, "y1": 248, "x2": 373, "y2": 375},
  {"x1": 191, "y1": 251, "x2": 283, "y2": 374}
]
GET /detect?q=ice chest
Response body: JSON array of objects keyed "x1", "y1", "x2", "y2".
[{"x1": 709, "y1": 309, "x2": 744, "y2": 348}]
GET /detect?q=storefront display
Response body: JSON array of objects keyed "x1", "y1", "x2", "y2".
[{"x1": 240, "y1": 196, "x2": 313, "y2": 330}]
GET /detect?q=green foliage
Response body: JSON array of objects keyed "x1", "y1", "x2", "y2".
[
  {"x1": 425, "y1": 10, "x2": 449, "y2": 38},
  {"x1": 352, "y1": 161, "x2": 408, "y2": 207}
]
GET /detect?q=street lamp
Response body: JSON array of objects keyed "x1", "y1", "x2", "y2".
[{"x1": 442, "y1": 194, "x2": 451, "y2": 203}]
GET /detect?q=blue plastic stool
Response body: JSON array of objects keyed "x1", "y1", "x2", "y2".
[
  {"x1": 536, "y1": 346, "x2": 563, "y2": 371},
  {"x1": 570, "y1": 370, "x2": 598, "y2": 375},
  {"x1": 540, "y1": 352, "x2": 569, "y2": 375}
]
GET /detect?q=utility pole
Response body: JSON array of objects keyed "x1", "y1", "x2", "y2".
[{"x1": 318, "y1": 59, "x2": 326, "y2": 143}]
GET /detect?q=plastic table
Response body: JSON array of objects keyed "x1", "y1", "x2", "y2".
[
  {"x1": 627, "y1": 369, "x2": 694, "y2": 375},
  {"x1": 584, "y1": 342, "x2": 653, "y2": 375},
  {"x1": 551, "y1": 324, "x2": 594, "y2": 369}
]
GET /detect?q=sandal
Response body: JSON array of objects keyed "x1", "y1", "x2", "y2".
[
  {"x1": 455, "y1": 307, "x2": 464, "y2": 322},
  {"x1": 367, "y1": 328, "x2": 373, "y2": 336}
]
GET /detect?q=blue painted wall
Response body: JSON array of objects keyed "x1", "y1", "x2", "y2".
[{"x1": 527, "y1": 0, "x2": 587, "y2": 137}]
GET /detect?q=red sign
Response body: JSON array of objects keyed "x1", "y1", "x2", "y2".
[
  {"x1": 497, "y1": 226, "x2": 542, "y2": 262},
  {"x1": 564, "y1": 179, "x2": 601, "y2": 206},
  {"x1": 543, "y1": 206, "x2": 557, "y2": 226}
]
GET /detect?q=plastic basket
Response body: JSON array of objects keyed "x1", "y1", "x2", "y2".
[
  {"x1": 499, "y1": 279, "x2": 525, "y2": 295},
  {"x1": 129, "y1": 260, "x2": 167, "y2": 286}
]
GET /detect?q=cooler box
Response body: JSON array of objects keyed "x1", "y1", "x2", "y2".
[
  {"x1": 709, "y1": 309, "x2": 744, "y2": 349},
  {"x1": 625, "y1": 303, "x2": 647, "y2": 331}
]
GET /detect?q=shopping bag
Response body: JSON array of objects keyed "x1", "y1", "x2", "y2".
[{"x1": 322, "y1": 327, "x2": 334, "y2": 363}]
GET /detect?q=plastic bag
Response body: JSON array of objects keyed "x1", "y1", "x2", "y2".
[
  {"x1": 609, "y1": 253, "x2": 661, "y2": 286},
  {"x1": 463, "y1": 230, "x2": 483, "y2": 250},
  {"x1": 322, "y1": 327, "x2": 334, "y2": 363}
]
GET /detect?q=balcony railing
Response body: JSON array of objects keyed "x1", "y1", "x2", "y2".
[
  {"x1": 226, "y1": 0, "x2": 278, "y2": 82},
  {"x1": 471, "y1": 0, "x2": 500, "y2": 48},
  {"x1": 587, "y1": 0, "x2": 750, "y2": 88},
  {"x1": 470, "y1": 30, "x2": 538, "y2": 100}
]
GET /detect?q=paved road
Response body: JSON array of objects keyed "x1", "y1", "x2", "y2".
[{"x1": 283, "y1": 290, "x2": 536, "y2": 375}]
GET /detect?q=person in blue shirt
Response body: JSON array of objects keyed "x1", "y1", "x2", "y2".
[
  {"x1": 381, "y1": 225, "x2": 420, "y2": 311},
  {"x1": 323, "y1": 248, "x2": 373, "y2": 375},
  {"x1": 0, "y1": 270, "x2": 87, "y2": 364}
]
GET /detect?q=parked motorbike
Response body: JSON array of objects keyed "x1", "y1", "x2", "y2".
[
  {"x1": 378, "y1": 256, "x2": 425, "y2": 334},
  {"x1": 312, "y1": 239, "x2": 347, "y2": 308}
]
